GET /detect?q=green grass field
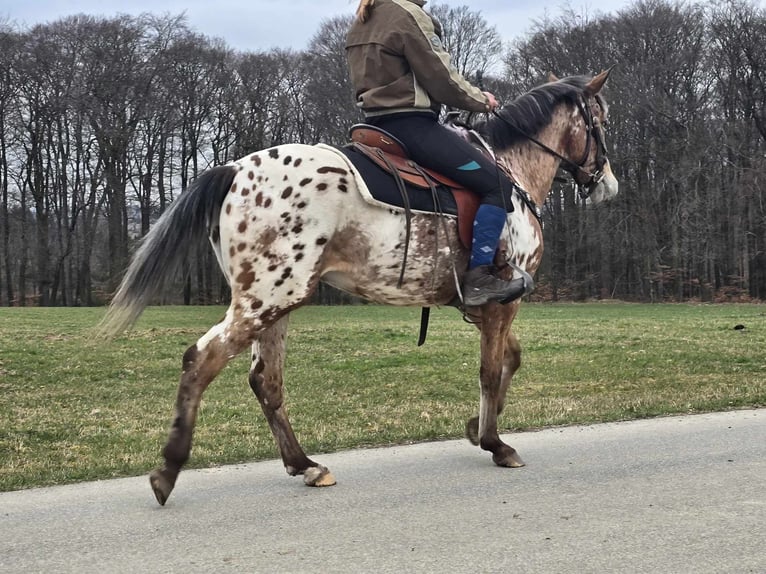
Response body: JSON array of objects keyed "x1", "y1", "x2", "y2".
[{"x1": 1, "y1": 303, "x2": 764, "y2": 492}]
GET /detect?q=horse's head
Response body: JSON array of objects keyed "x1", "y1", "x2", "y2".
[
  {"x1": 553, "y1": 69, "x2": 619, "y2": 205},
  {"x1": 483, "y1": 69, "x2": 619, "y2": 205}
]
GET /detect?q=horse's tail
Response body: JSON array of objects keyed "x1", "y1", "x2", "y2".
[{"x1": 100, "y1": 165, "x2": 237, "y2": 336}]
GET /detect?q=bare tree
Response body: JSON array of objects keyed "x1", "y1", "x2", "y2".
[
  {"x1": 0, "y1": 2, "x2": 764, "y2": 306},
  {"x1": 303, "y1": 16, "x2": 360, "y2": 145},
  {"x1": 0, "y1": 26, "x2": 21, "y2": 305},
  {"x1": 429, "y1": 3, "x2": 503, "y2": 77}
]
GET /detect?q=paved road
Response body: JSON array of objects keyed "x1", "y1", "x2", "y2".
[{"x1": 2, "y1": 409, "x2": 764, "y2": 573}]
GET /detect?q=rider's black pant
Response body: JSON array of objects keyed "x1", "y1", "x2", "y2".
[{"x1": 366, "y1": 112, "x2": 514, "y2": 210}]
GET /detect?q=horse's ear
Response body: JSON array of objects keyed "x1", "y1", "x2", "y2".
[
  {"x1": 548, "y1": 72, "x2": 559, "y2": 83},
  {"x1": 584, "y1": 66, "x2": 614, "y2": 95}
]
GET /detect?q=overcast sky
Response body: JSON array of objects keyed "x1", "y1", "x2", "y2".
[{"x1": 3, "y1": 0, "x2": 633, "y2": 52}]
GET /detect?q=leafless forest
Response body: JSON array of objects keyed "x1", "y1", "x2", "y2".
[{"x1": 0, "y1": 0, "x2": 764, "y2": 306}]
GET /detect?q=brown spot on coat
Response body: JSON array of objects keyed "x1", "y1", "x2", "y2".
[
  {"x1": 281, "y1": 186, "x2": 293, "y2": 199},
  {"x1": 236, "y1": 262, "x2": 256, "y2": 291},
  {"x1": 238, "y1": 221, "x2": 248, "y2": 233},
  {"x1": 294, "y1": 158, "x2": 302, "y2": 167},
  {"x1": 256, "y1": 192, "x2": 263, "y2": 206},
  {"x1": 257, "y1": 228, "x2": 278, "y2": 251},
  {"x1": 237, "y1": 243, "x2": 247, "y2": 252},
  {"x1": 316, "y1": 183, "x2": 328, "y2": 191},
  {"x1": 251, "y1": 155, "x2": 262, "y2": 166},
  {"x1": 299, "y1": 178, "x2": 312, "y2": 186},
  {"x1": 317, "y1": 166, "x2": 348, "y2": 176},
  {"x1": 268, "y1": 148, "x2": 279, "y2": 159},
  {"x1": 226, "y1": 204, "x2": 232, "y2": 214},
  {"x1": 283, "y1": 155, "x2": 292, "y2": 165},
  {"x1": 324, "y1": 224, "x2": 370, "y2": 268}
]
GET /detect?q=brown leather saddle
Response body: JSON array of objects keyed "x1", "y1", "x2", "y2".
[{"x1": 349, "y1": 124, "x2": 479, "y2": 249}]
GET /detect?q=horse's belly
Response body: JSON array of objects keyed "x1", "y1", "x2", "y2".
[
  {"x1": 317, "y1": 210, "x2": 466, "y2": 306},
  {"x1": 321, "y1": 261, "x2": 458, "y2": 307}
]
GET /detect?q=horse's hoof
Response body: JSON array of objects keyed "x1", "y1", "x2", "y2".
[
  {"x1": 149, "y1": 468, "x2": 176, "y2": 505},
  {"x1": 493, "y1": 449, "x2": 525, "y2": 468},
  {"x1": 465, "y1": 417, "x2": 480, "y2": 446},
  {"x1": 303, "y1": 465, "x2": 336, "y2": 487}
]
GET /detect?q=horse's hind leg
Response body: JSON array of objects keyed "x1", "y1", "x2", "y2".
[
  {"x1": 150, "y1": 308, "x2": 255, "y2": 505},
  {"x1": 468, "y1": 306, "x2": 525, "y2": 468},
  {"x1": 248, "y1": 314, "x2": 336, "y2": 487}
]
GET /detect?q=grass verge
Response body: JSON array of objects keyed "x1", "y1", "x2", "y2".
[{"x1": 1, "y1": 303, "x2": 764, "y2": 491}]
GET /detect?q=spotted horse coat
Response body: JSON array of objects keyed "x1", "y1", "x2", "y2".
[{"x1": 102, "y1": 71, "x2": 619, "y2": 505}]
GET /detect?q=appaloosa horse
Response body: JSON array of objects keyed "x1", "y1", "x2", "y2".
[{"x1": 102, "y1": 71, "x2": 618, "y2": 505}]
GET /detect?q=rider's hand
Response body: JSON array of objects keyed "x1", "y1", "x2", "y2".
[{"x1": 483, "y1": 91, "x2": 499, "y2": 112}]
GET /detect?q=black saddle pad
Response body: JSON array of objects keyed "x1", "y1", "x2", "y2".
[{"x1": 336, "y1": 145, "x2": 458, "y2": 217}]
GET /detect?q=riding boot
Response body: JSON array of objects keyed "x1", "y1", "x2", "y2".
[
  {"x1": 462, "y1": 265, "x2": 529, "y2": 306},
  {"x1": 462, "y1": 203, "x2": 525, "y2": 306}
]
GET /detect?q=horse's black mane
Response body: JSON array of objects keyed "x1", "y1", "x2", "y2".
[{"x1": 478, "y1": 76, "x2": 593, "y2": 151}]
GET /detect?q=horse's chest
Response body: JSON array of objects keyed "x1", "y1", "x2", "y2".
[{"x1": 505, "y1": 201, "x2": 543, "y2": 273}]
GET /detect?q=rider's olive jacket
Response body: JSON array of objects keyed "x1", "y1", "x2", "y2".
[{"x1": 345, "y1": 0, "x2": 489, "y2": 117}]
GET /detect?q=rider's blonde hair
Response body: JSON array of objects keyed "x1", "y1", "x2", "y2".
[{"x1": 355, "y1": 0, "x2": 375, "y2": 22}]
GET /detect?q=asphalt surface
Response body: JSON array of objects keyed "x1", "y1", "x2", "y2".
[{"x1": 2, "y1": 409, "x2": 764, "y2": 574}]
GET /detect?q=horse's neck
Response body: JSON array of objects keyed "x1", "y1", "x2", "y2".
[{"x1": 497, "y1": 106, "x2": 574, "y2": 206}]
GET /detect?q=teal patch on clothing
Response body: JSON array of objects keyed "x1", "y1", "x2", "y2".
[{"x1": 457, "y1": 161, "x2": 481, "y2": 171}]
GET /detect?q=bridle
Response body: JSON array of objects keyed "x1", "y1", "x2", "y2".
[
  {"x1": 569, "y1": 95, "x2": 609, "y2": 198},
  {"x1": 491, "y1": 91, "x2": 609, "y2": 199}
]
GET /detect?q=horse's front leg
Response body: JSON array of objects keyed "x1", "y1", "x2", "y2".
[
  {"x1": 248, "y1": 314, "x2": 336, "y2": 487},
  {"x1": 469, "y1": 305, "x2": 525, "y2": 468}
]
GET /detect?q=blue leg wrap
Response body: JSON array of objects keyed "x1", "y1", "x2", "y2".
[{"x1": 470, "y1": 204, "x2": 506, "y2": 268}]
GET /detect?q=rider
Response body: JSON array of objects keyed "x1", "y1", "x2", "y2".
[{"x1": 346, "y1": 0, "x2": 520, "y2": 306}]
